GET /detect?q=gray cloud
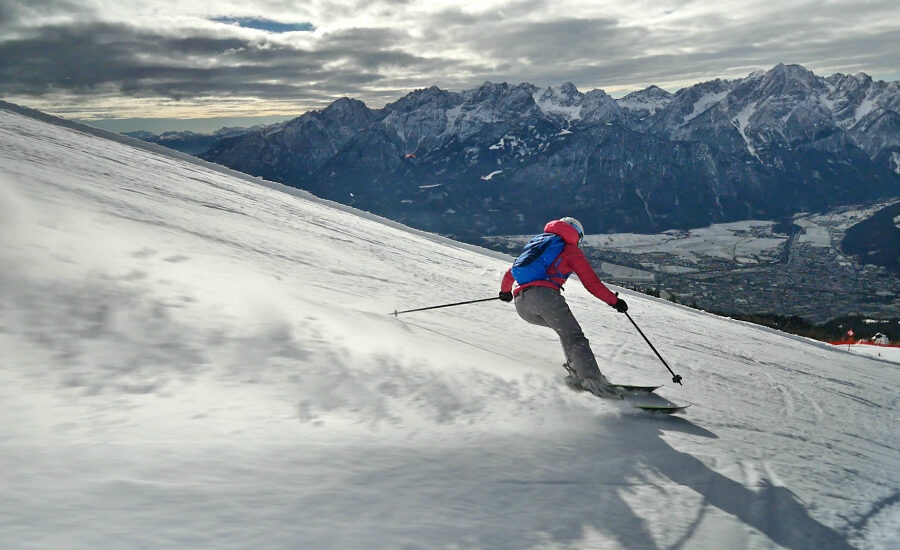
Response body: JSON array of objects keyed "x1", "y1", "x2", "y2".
[
  {"x1": 463, "y1": 17, "x2": 649, "y2": 74},
  {"x1": 0, "y1": 20, "x2": 456, "y2": 106},
  {"x1": 0, "y1": 0, "x2": 86, "y2": 20}
]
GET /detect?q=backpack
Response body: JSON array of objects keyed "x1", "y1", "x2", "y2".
[{"x1": 511, "y1": 233, "x2": 566, "y2": 286}]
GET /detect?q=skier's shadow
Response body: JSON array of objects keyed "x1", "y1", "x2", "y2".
[{"x1": 581, "y1": 414, "x2": 857, "y2": 550}]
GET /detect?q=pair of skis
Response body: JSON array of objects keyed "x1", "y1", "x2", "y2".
[{"x1": 563, "y1": 364, "x2": 690, "y2": 414}]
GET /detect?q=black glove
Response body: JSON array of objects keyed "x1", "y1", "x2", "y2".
[
  {"x1": 613, "y1": 298, "x2": 628, "y2": 313},
  {"x1": 499, "y1": 291, "x2": 513, "y2": 302}
]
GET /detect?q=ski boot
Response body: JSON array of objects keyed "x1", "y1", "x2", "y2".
[
  {"x1": 563, "y1": 364, "x2": 625, "y2": 400},
  {"x1": 579, "y1": 377, "x2": 625, "y2": 400}
]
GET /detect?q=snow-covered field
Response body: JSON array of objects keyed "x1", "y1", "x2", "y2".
[
  {"x1": 2, "y1": 105, "x2": 900, "y2": 550},
  {"x1": 795, "y1": 203, "x2": 898, "y2": 249},
  {"x1": 582, "y1": 221, "x2": 787, "y2": 264}
]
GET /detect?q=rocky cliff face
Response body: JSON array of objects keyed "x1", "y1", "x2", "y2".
[{"x1": 202, "y1": 64, "x2": 900, "y2": 241}]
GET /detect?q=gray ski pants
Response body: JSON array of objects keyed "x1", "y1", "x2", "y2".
[{"x1": 514, "y1": 286, "x2": 604, "y2": 382}]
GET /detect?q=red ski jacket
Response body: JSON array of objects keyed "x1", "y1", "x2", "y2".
[{"x1": 500, "y1": 220, "x2": 618, "y2": 306}]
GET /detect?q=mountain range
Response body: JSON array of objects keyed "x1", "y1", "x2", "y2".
[
  {"x1": 201, "y1": 64, "x2": 900, "y2": 240},
  {"x1": 125, "y1": 126, "x2": 259, "y2": 156}
]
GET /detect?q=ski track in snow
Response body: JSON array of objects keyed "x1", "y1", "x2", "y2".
[{"x1": 2, "y1": 107, "x2": 900, "y2": 550}]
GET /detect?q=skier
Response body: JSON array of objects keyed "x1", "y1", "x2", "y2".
[{"x1": 498, "y1": 217, "x2": 629, "y2": 399}]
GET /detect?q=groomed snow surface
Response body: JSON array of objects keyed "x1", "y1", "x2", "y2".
[
  {"x1": 839, "y1": 345, "x2": 900, "y2": 364},
  {"x1": 2, "y1": 107, "x2": 899, "y2": 550}
]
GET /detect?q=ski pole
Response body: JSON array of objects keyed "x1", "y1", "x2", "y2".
[
  {"x1": 624, "y1": 311, "x2": 684, "y2": 385},
  {"x1": 390, "y1": 297, "x2": 500, "y2": 317}
]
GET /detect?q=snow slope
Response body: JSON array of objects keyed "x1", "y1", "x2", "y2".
[
  {"x1": 839, "y1": 345, "x2": 900, "y2": 364},
  {"x1": 2, "y1": 105, "x2": 900, "y2": 550}
]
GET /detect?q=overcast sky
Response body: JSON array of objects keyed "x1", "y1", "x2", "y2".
[{"x1": 1, "y1": 0, "x2": 898, "y2": 131}]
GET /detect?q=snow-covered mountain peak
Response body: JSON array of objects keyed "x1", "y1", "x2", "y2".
[
  {"x1": 651, "y1": 78, "x2": 735, "y2": 129},
  {"x1": 558, "y1": 81, "x2": 580, "y2": 97},
  {"x1": 618, "y1": 85, "x2": 675, "y2": 119},
  {"x1": 537, "y1": 82, "x2": 583, "y2": 105},
  {"x1": 321, "y1": 96, "x2": 370, "y2": 118},
  {"x1": 534, "y1": 82, "x2": 585, "y2": 120},
  {"x1": 766, "y1": 62, "x2": 818, "y2": 81},
  {"x1": 754, "y1": 63, "x2": 824, "y2": 101},
  {"x1": 463, "y1": 81, "x2": 535, "y2": 103},
  {"x1": 620, "y1": 84, "x2": 673, "y2": 102},
  {"x1": 459, "y1": 81, "x2": 540, "y2": 116},
  {"x1": 653, "y1": 64, "x2": 896, "y2": 161},
  {"x1": 578, "y1": 88, "x2": 629, "y2": 124},
  {"x1": 384, "y1": 85, "x2": 461, "y2": 114}
]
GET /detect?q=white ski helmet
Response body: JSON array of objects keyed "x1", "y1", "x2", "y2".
[{"x1": 559, "y1": 216, "x2": 584, "y2": 242}]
